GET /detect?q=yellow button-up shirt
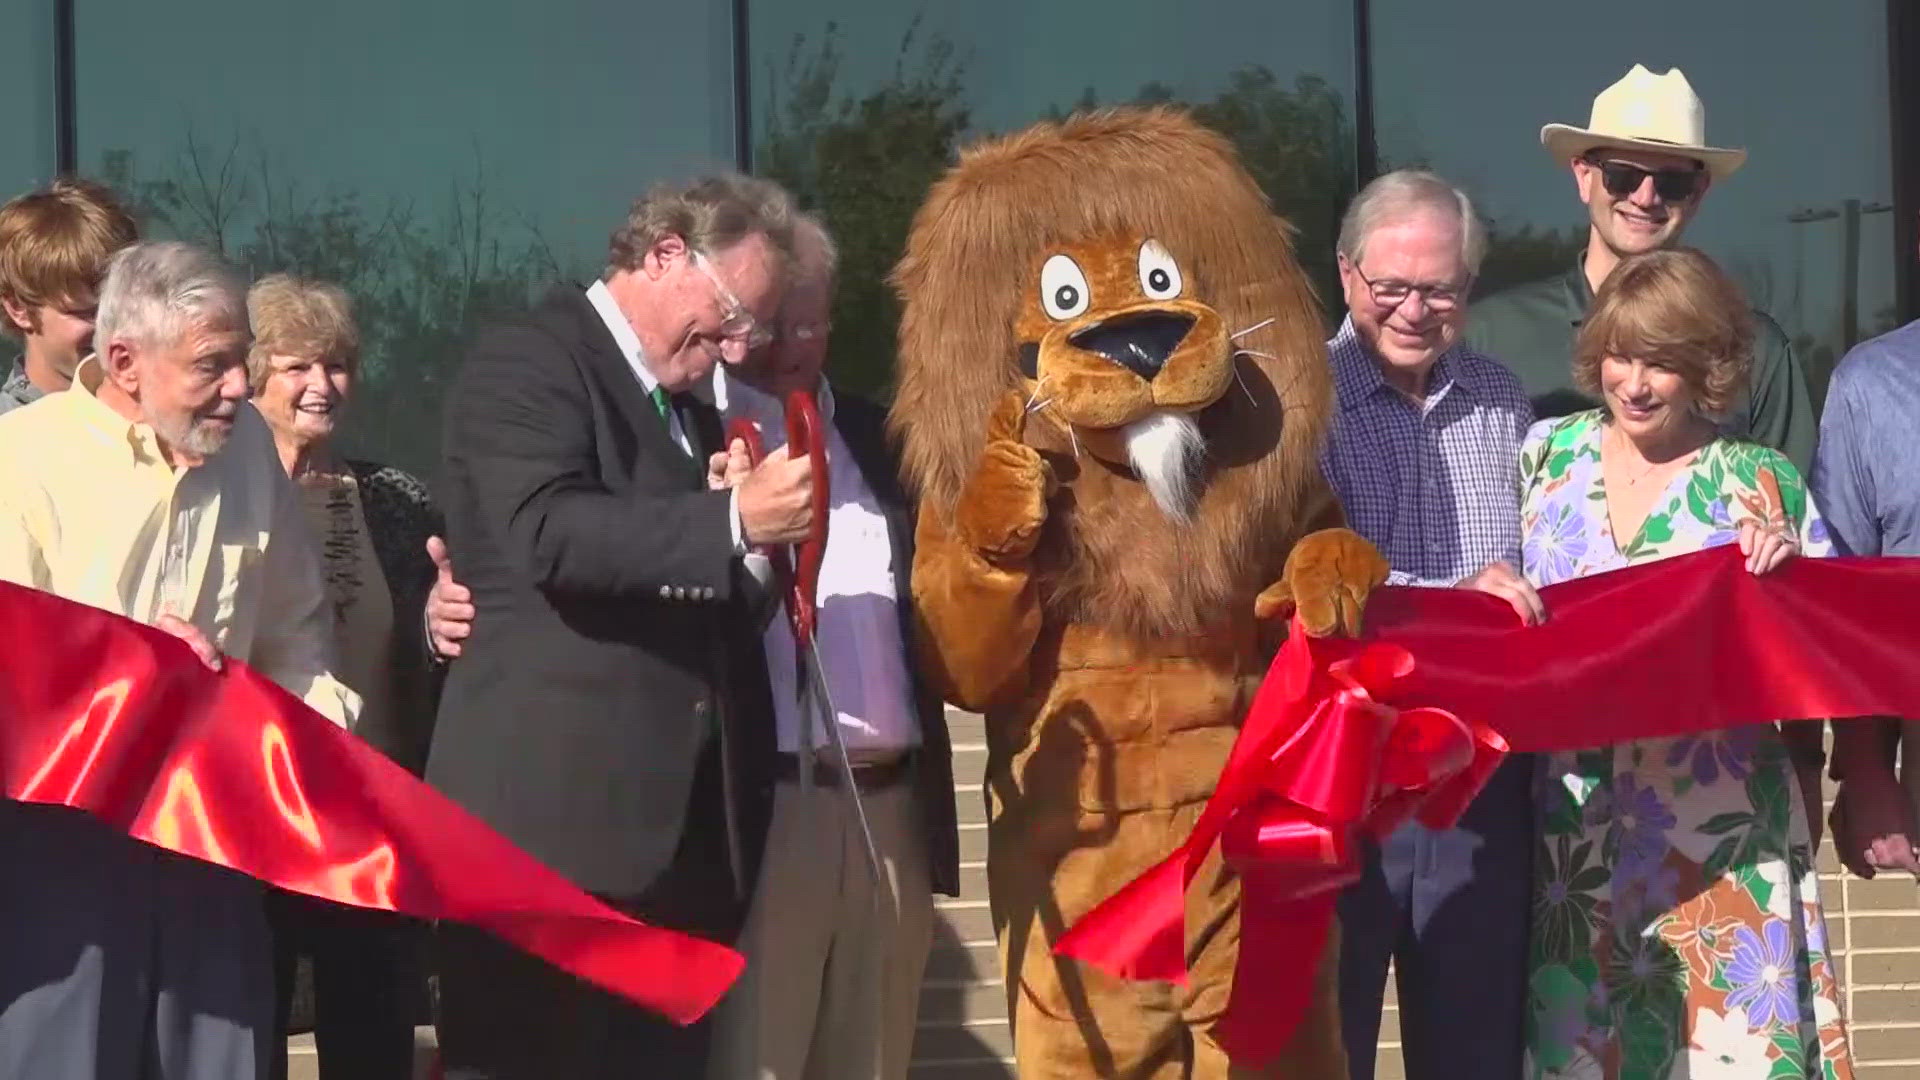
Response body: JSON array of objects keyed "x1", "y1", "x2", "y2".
[{"x1": 0, "y1": 363, "x2": 360, "y2": 726}]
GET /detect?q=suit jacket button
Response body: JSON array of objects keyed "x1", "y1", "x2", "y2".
[
  {"x1": 700, "y1": 586, "x2": 715, "y2": 601},
  {"x1": 659, "y1": 585, "x2": 673, "y2": 599},
  {"x1": 692, "y1": 699, "x2": 710, "y2": 719},
  {"x1": 674, "y1": 586, "x2": 688, "y2": 600}
]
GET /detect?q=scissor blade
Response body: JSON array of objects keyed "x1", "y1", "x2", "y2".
[{"x1": 801, "y1": 641, "x2": 886, "y2": 898}]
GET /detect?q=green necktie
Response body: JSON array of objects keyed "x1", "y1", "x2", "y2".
[{"x1": 650, "y1": 385, "x2": 699, "y2": 477}]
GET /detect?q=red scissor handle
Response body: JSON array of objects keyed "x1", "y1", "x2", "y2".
[
  {"x1": 724, "y1": 414, "x2": 766, "y2": 468},
  {"x1": 724, "y1": 391, "x2": 829, "y2": 646},
  {"x1": 784, "y1": 389, "x2": 829, "y2": 647},
  {"x1": 725, "y1": 416, "x2": 794, "y2": 595}
]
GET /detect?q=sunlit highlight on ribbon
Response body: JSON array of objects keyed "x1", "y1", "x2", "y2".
[
  {"x1": 18, "y1": 679, "x2": 132, "y2": 804},
  {"x1": 150, "y1": 764, "x2": 234, "y2": 867},
  {"x1": 262, "y1": 720, "x2": 324, "y2": 851},
  {"x1": 314, "y1": 843, "x2": 399, "y2": 910}
]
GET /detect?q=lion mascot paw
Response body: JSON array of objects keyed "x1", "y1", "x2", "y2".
[{"x1": 888, "y1": 106, "x2": 1385, "y2": 1079}]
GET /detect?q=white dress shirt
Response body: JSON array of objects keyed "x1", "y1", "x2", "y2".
[
  {"x1": 584, "y1": 280, "x2": 744, "y2": 549},
  {"x1": 714, "y1": 368, "x2": 922, "y2": 756}
]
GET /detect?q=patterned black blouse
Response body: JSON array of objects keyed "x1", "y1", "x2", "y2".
[{"x1": 344, "y1": 459, "x2": 446, "y2": 776}]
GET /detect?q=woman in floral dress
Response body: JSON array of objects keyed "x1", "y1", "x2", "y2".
[{"x1": 1518, "y1": 249, "x2": 1851, "y2": 1079}]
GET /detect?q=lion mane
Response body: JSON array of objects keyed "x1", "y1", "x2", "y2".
[{"x1": 887, "y1": 106, "x2": 1336, "y2": 637}]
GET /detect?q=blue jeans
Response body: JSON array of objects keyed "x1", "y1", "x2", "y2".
[{"x1": 1336, "y1": 754, "x2": 1535, "y2": 1080}]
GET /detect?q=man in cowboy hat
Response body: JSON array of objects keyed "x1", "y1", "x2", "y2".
[{"x1": 1468, "y1": 63, "x2": 1818, "y2": 474}]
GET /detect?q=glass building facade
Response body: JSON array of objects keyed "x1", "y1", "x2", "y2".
[{"x1": 10, "y1": 1, "x2": 1912, "y2": 483}]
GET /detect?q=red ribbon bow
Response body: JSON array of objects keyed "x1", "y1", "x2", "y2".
[
  {"x1": 1054, "y1": 616, "x2": 1507, "y2": 1063},
  {"x1": 1053, "y1": 548, "x2": 1920, "y2": 1064}
]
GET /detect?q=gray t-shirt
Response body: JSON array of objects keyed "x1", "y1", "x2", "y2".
[{"x1": 0, "y1": 362, "x2": 44, "y2": 417}]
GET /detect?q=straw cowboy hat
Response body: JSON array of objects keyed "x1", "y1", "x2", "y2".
[{"x1": 1541, "y1": 65, "x2": 1747, "y2": 180}]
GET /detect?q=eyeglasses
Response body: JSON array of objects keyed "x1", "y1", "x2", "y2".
[
  {"x1": 1585, "y1": 156, "x2": 1705, "y2": 203},
  {"x1": 780, "y1": 321, "x2": 831, "y2": 344},
  {"x1": 1348, "y1": 262, "x2": 1468, "y2": 313},
  {"x1": 691, "y1": 251, "x2": 774, "y2": 350}
]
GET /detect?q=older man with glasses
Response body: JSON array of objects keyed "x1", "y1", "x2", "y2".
[
  {"x1": 428, "y1": 173, "x2": 813, "y2": 1080},
  {"x1": 1318, "y1": 170, "x2": 1540, "y2": 1080}
]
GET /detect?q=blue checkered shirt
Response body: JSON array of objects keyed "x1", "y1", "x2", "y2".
[{"x1": 1318, "y1": 317, "x2": 1532, "y2": 587}]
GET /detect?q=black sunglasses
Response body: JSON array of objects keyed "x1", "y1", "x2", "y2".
[{"x1": 1586, "y1": 157, "x2": 1705, "y2": 202}]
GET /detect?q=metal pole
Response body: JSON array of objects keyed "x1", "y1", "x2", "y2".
[
  {"x1": 54, "y1": 0, "x2": 76, "y2": 175},
  {"x1": 731, "y1": 0, "x2": 753, "y2": 172},
  {"x1": 1352, "y1": 0, "x2": 1376, "y2": 186},
  {"x1": 1842, "y1": 198, "x2": 1862, "y2": 349},
  {"x1": 1890, "y1": 0, "x2": 1917, "y2": 322}
]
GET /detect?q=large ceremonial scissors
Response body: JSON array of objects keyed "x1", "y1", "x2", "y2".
[{"x1": 726, "y1": 391, "x2": 883, "y2": 891}]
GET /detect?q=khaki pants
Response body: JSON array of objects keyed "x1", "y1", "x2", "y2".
[{"x1": 707, "y1": 777, "x2": 935, "y2": 1080}]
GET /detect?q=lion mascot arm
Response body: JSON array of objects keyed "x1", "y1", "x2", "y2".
[
  {"x1": 910, "y1": 391, "x2": 1049, "y2": 711},
  {"x1": 1257, "y1": 481, "x2": 1389, "y2": 638}
]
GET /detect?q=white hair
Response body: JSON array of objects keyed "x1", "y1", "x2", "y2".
[
  {"x1": 94, "y1": 240, "x2": 247, "y2": 351},
  {"x1": 1124, "y1": 411, "x2": 1206, "y2": 522},
  {"x1": 792, "y1": 213, "x2": 839, "y2": 289},
  {"x1": 1336, "y1": 170, "x2": 1488, "y2": 279}
]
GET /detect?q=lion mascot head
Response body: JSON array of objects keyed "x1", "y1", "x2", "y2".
[{"x1": 888, "y1": 106, "x2": 1335, "y2": 637}]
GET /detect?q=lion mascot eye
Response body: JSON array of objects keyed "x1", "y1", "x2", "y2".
[
  {"x1": 1138, "y1": 239, "x2": 1182, "y2": 300},
  {"x1": 1040, "y1": 254, "x2": 1091, "y2": 320}
]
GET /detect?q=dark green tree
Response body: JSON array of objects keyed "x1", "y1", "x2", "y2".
[
  {"x1": 1054, "y1": 70, "x2": 1358, "y2": 319},
  {"x1": 756, "y1": 18, "x2": 971, "y2": 398},
  {"x1": 760, "y1": 33, "x2": 1370, "y2": 394},
  {"x1": 100, "y1": 139, "x2": 568, "y2": 480},
  {"x1": 1472, "y1": 221, "x2": 1586, "y2": 300},
  {"x1": 1179, "y1": 70, "x2": 1358, "y2": 313}
]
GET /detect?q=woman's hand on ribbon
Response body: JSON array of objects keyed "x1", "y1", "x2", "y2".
[
  {"x1": 1454, "y1": 561, "x2": 1546, "y2": 626},
  {"x1": 1737, "y1": 518, "x2": 1798, "y2": 576}
]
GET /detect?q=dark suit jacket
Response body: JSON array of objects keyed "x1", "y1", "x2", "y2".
[
  {"x1": 429, "y1": 285, "x2": 775, "y2": 915},
  {"x1": 826, "y1": 392, "x2": 961, "y2": 897}
]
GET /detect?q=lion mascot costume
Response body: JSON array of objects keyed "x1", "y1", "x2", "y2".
[{"x1": 886, "y1": 107, "x2": 1389, "y2": 1078}]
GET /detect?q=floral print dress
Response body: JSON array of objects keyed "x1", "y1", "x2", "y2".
[{"x1": 1518, "y1": 410, "x2": 1851, "y2": 1080}]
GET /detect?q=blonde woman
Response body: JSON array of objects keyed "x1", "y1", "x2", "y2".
[
  {"x1": 1517, "y1": 248, "x2": 1849, "y2": 1078},
  {"x1": 248, "y1": 273, "x2": 441, "y2": 1080}
]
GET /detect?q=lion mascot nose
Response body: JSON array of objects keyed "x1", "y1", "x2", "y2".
[{"x1": 1068, "y1": 310, "x2": 1195, "y2": 380}]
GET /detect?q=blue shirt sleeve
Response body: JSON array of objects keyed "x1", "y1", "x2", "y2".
[{"x1": 1809, "y1": 352, "x2": 1881, "y2": 557}]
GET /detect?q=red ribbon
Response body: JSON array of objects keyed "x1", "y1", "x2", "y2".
[
  {"x1": 0, "y1": 581, "x2": 742, "y2": 1024},
  {"x1": 1057, "y1": 546, "x2": 1920, "y2": 1062}
]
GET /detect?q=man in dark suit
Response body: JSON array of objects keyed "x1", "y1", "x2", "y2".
[
  {"x1": 702, "y1": 216, "x2": 960, "y2": 1080},
  {"x1": 427, "y1": 173, "x2": 815, "y2": 1078}
]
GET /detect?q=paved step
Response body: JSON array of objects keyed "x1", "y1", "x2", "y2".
[
  {"x1": 925, "y1": 938, "x2": 1000, "y2": 983},
  {"x1": 285, "y1": 1031, "x2": 437, "y2": 1080}
]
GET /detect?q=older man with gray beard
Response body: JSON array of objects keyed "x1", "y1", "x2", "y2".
[
  {"x1": 0, "y1": 239, "x2": 357, "y2": 1080},
  {"x1": 1317, "y1": 170, "x2": 1539, "y2": 1080}
]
